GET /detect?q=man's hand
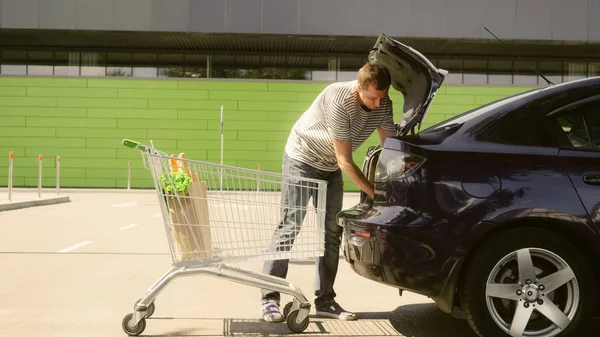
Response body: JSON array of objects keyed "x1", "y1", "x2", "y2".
[{"x1": 331, "y1": 137, "x2": 375, "y2": 199}]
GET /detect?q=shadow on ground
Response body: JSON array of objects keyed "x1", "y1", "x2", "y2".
[{"x1": 145, "y1": 303, "x2": 600, "y2": 337}]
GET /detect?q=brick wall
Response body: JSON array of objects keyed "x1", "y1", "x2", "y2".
[{"x1": 0, "y1": 77, "x2": 534, "y2": 191}]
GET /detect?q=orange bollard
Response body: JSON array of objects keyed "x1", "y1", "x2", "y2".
[
  {"x1": 56, "y1": 156, "x2": 60, "y2": 196},
  {"x1": 38, "y1": 154, "x2": 43, "y2": 198},
  {"x1": 8, "y1": 152, "x2": 14, "y2": 202}
]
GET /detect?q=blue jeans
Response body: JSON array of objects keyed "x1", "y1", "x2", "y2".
[{"x1": 261, "y1": 152, "x2": 344, "y2": 309}]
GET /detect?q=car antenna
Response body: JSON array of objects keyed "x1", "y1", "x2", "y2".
[{"x1": 483, "y1": 27, "x2": 554, "y2": 85}]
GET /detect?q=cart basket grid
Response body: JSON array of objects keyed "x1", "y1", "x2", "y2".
[{"x1": 124, "y1": 139, "x2": 327, "y2": 265}]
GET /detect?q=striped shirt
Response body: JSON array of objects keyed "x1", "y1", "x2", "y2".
[{"x1": 285, "y1": 80, "x2": 396, "y2": 172}]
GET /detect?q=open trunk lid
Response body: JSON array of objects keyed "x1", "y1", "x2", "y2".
[{"x1": 368, "y1": 33, "x2": 448, "y2": 136}]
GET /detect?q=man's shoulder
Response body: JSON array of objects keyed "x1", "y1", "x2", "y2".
[
  {"x1": 322, "y1": 80, "x2": 356, "y2": 107},
  {"x1": 323, "y1": 80, "x2": 356, "y2": 95}
]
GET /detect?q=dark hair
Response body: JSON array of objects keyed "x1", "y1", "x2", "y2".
[{"x1": 357, "y1": 62, "x2": 391, "y2": 91}]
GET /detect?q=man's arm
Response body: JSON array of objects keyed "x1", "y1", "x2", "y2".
[
  {"x1": 331, "y1": 137, "x2": 374, "y2": 199},
  {"x1": 377, "y1": 126, "x2": 397, "y2": 145},
  {"x1": 377, "y1": 100, "x2": 397, "y2": 145}
]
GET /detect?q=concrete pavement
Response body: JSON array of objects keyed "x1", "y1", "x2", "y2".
[
  {"x1": 0, "y1": 189, "x2": 597, "y2": 337},
  {"x1": 0, "y1": 187, "x2": 70, "y2": 212}
]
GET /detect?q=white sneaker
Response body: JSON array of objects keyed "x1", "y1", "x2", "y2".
[{"x1": 261, "y1": 301, "x2": 285, "y2": 323}]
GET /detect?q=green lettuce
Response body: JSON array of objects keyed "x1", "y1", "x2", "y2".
[{"x1": 159, "y1": 171, "x2": 192, "y2": 194}]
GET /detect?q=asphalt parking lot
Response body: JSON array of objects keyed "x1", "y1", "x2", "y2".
[{"x1": 1, "y1": 189, "x2": 598, "y2": 337}]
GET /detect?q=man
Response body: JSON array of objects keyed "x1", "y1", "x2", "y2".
[{"x1": 261, "y1": 62, "x2": 397, "y2": 322}]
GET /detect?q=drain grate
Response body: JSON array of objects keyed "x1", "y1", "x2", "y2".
[{"x1": 223, "y1": 318, "x2": 402, "y2": 336}]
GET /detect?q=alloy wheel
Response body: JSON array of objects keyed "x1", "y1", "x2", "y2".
[{"x1": 485, "y1": 247, "x2": 579, "y2": 337}]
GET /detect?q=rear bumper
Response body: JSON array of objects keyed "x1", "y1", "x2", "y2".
[{"x1": 337, "y1": 203, "x2": 457, "y2": 301}]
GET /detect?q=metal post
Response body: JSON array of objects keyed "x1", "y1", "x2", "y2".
[
  {"x1": 220, "y1": 105, "x2": 224, "y2": 192},
  {"x1": 257, "y1": 163, "x2": 261, "y2": 192},
  {"x1": 56, "y1": 156, "x2": 60, "y2": 196},
  {"x1": 38, "y1": 154, "x2": 43, "y2": 198},
  {"x1": 8, "y1": 152, "x2": 14, "y2": 202},
  {"x1": 127, "y1": 161, "x2": 131, "y2": 190}
]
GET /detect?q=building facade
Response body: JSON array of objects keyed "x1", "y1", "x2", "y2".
[{"x1": 1, "y1": 0, "x2": 599, "y2": 190}]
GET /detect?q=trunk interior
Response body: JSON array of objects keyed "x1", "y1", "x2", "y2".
[{"x1": 359, "y1": 145, "x2": 383, "y2": 205}]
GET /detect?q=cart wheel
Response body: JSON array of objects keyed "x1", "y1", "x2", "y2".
[
  {"x1": 135, "y1": 298, "x2": 155, "y2": 318},
  {"x1": 122, "y1": 313, "x2": 146, "y2": 336},
  {"x1": 286, "y1": 310, "x2": 310, "y2": 333},
  {"x1": 147, "y1": 302, "x2": 155, "y2": 318},
  {"x1": 283, "y1": 302, "x2": 293, "y2": 318}
]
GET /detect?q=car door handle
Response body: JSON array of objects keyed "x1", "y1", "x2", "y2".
[{"x1": 583, "y1": 175, "x2": 600, "y2": 185}]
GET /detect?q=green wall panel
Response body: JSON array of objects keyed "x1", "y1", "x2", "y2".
[
  {"x1": 147, "y1": 98, "x2": 236, "y2": 110},
  {"x1": 87, "y1": 108, "x2": 178, "y2": 119},
  {"x1": 0, "y1": 87, "x2": 26, "y2": 96},
  {"x1": 117, "y1": 88, "x2": 208, "y2": 100},
  {"x1": 209, "y1": 90, "x2": 298, "y2": 101},
  {"x1": 0, "y1": 116, "x2": 26, "y2": 126},
  {"x1": 0, "y1": 97, "x2": 56, "y2": 107},
  {"x1": 0, "y1": 77, "x2": 87, "y2": 87},
  {"x1": 0, "y1": 127, "x2": 55, "y2": 137},
  {"x1": 87, "y1": 79, "x2": 177, "y2": 89},
  {"x1": 28, "y1": 87, "x2": 118, "y2": 98},
  {"x1": 57, "y1": 97, "x2": 147, "y2": 108},
  {"x1": 0, "y1": 107, "x2": 87, "y2": 118},
  {"x1": 0, "y1": 76, "x2": 536, "y2": 192}
]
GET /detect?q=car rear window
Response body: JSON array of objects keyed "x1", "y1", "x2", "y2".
[{"x1": 421, "y1": 87, "x2": 542, "y2": 133}]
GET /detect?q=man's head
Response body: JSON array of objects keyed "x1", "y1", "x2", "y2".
[{"x1": 356, "y1": 62, "x2": 391, "y2": 110}]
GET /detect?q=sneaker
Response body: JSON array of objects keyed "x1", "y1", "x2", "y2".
[
  {"x1": 315, "y1": 302, "x2": 358, "y2": 321},
  {"x1": 261, "y1": 300, "x2": 285, "y2": 323}
]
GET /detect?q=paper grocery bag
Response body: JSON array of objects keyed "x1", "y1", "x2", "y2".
[
  {"x1": 188, "y1": 178, "x2": 212, "y2": 255},
  {"x1": 167, "y1": 177, "x2": 212, "y2": 261}
]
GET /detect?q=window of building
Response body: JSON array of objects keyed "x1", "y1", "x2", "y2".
[
  {"x1": 210, "y1": 54, "x2": 237, "y2": 78},
  {"x1": 1, "y1": 50, "x2": 27, "y2": 75},
  {"x1": 588, "y1": 63, "x2": 600, "y2": 78},
  {"x1": 513, "y1": 61, "x2": 538, "y2": 85},
  {"x1": 259, "y1": 55, "x2": 288, "y2": 79},
  {"x1": 158, "y1": 54, "x2": 184, "y2": 78},
  {"x1": 231, "y1": 54, "x2": 262, "y2": 79},
  {"x1": 538, "y1": 61, "x2": 563, "y2": 84},
  {"x1": 260, "y1": 55, "x2": 303, "y2": 79},
  {"x1": 438, "y1": 59, "x2": 462, "y2": 84},
  {"x1": 132, "y1": 53, "x2": 157, "y2": 78},
  {"x1": 338, "y1": 55, "x2": 368, "y2": 81},
  {"x1": 564, "y1": 62, "x2": 587, "y2": 82},
  {"x1": 2, "y1": 47, "x2": 600, "y2": 84},
  {"x1": 274, "y1": 56, "x2": 312, "y2": 80},
  {"x1": 107, "y1": 52, "x2": 132, "y2": 77},
  {"x1": 81, "y1": 52, "x2": 106, "y2": 76},
  {"x1": 27, "y1": 51, "x2": 54, "y2": 75},
  {"x1": 310, "y1": 57, "x2": 337, "y2": 81},
  {"x1": 184, "y1": 54, "x2": 207, "y2": 78},
  {"x1": 463, "y1": 60, "x2": 488, "y2": 85},
  {"x1": 54, "y1": 51, "x2": 80, "y2": 76},
  {"x1": 488, "y1": 60, "x2": 513, "y2": 85}
]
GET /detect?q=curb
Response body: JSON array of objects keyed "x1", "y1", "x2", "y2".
[{"x1": 0, "y1": 196, "x2": 71, "y2": 212}]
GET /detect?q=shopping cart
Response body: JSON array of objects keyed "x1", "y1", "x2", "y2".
[{"x1": 120, "y1": 139, "x2": 327, "y2": 335}]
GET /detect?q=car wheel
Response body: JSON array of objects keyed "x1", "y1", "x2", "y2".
[{"x1": 460, "y1": 227, "x2": 595, "y2": 337}]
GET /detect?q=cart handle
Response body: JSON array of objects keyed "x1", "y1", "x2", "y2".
[{"x1": 122, "y1": 139, "x2": 147, "y2": 151}]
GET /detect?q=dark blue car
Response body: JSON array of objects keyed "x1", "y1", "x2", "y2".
[{"x1": 337, "y1": 33, "x2": 600, "y2": 337}]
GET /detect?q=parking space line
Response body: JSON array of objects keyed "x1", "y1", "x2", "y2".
[
  {"x1": 112, "y1": 202, "x2": 138, "y2": 208},
  {"x1": 120, "y1": 223, "x2": 139, "y2": 230},
  {"x1": 56, "y1": 241, "x2": 92, "y2": 253}
]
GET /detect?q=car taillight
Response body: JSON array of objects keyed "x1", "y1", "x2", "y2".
[{"x1": 374, "y1": 148, "x2": 425, "y2": 182}]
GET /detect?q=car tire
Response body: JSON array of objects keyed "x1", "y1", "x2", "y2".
[{"x1": 460, "y1": 227, "x2": 596, "y2": 337}]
